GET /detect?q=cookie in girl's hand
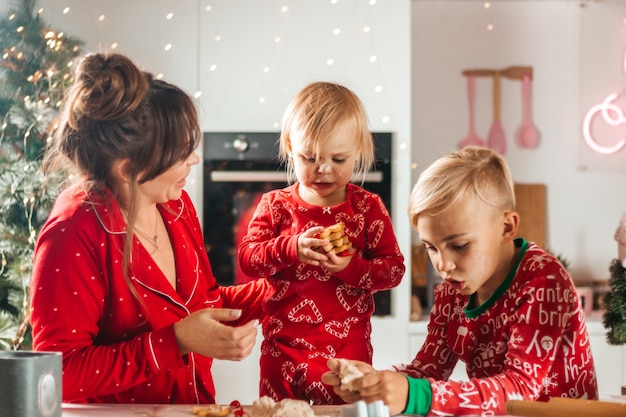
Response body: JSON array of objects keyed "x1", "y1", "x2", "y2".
[{"x1": 317, "y1": 222, "x2": 353, "y2": 256}]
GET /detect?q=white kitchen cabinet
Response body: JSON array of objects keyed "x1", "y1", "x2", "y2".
[
  {"x1": 407, "y1": 318, "x2": 626, "y2": 399},
  {"x1": 585, "y1": 318, "x2": 626, "y2": 398}
]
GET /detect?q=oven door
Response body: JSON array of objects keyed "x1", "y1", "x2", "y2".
[{"x1": 203, "y1": 166, "x2": 287, "y2": 286}]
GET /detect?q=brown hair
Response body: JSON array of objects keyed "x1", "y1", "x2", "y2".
[
  {"x1": 408, "y1": 147, "x2": 515, "y2": 229},
  {"x1": 279, "y1": 81, "x2": 375, "y2": 183},
  {"x1": 44, "y1": 52, "x2": 200, "y2": 300}
]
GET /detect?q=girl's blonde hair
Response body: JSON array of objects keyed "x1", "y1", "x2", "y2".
[
  {"x1": 408, "y1": 147, "x2": 515, "y2": 229},
  {"x1": 279, "y1": 81, "x2": 375, "y2": 182}
]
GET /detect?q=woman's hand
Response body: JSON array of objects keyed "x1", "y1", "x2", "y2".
[{"x1": 173, "y1": 308, "x2": 258, "y2": 360}]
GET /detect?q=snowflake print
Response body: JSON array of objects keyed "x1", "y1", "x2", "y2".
[
  {"x1": 432, "y1": 381, "x2": 455, "y2": 405},
  {"x1": 542, "y1": 373, "x2": 559, "y2": 396},
  {"x1": 525, "y1": 253, "x2": 551, "y2": 271},
  {"x1": 453, "y1": 298, "x2": 465, "y2": 320}
]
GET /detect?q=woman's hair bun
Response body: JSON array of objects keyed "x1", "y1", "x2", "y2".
[{"x1": 72, "y1": 53, "x2": 149, "y2": 122}]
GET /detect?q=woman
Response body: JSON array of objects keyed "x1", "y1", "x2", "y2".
[{"x1": 30, "y1": 52, "x2": 268, "y2": 404}]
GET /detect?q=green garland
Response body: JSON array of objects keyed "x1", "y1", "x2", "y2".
[
  {"x1": 0, "y1": 0, "x2": 82, "y2": 349},
  {"x1": 602, "y1": 259, "x2": 626, "y2": 345}
]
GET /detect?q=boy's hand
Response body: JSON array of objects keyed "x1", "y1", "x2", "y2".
[
  {"x1": 322, "y1": 359, "x2": 409, "y2": 416},
  {"x1": 321, "y1": 358, "x2": 374, "y2": 403}
]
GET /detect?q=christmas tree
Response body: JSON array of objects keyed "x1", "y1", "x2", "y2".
[
  {"x1": 0, "y1": 0, "x2": 82, "y2": 349},
  {"x1": 603, "y1": 259, "x2": 626, "y2": 345}
]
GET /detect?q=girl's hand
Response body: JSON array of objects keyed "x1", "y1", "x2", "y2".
[
  {"x1": 320, "y1": 249, "x2": 354, "y2": 273},
  {"x1": 297, "y1": 226, "x2": 329, "y2": 266}
]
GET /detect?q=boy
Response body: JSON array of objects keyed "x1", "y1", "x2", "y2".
[{"x1": 322, "y1": 147, "x2": 597, "y2": 415}]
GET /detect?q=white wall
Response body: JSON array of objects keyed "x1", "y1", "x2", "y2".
[
  {"x1": 412, "y1": 0, "x2": 626, "y2": 283},
  {"x1": 34, "y1": 0, "x2": 413, "y2": 404}
]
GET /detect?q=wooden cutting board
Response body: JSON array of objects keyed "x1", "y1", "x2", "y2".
[{"x1": 514, "y1": 183, "x2": 547, "y2": 249}]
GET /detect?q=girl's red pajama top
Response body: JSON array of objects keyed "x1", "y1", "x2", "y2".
[{"x1": 238, "y1": 183, "x2": 405, "y2": 402}]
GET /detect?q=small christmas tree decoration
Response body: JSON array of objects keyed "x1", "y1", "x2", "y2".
[
  {"x1": 603, "y1": 259, "x2": 626, "y2": 345},
  {"x1": 603, "y1": 213, "x2": 626, "y2": 345},
  {"x1": 0, "y1": 0, "x2": 82, "y2": 349}
]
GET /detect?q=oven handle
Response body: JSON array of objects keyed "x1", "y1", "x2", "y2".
[{"x1": 210, "y1": 171, "x2": 383, "y2": 183}]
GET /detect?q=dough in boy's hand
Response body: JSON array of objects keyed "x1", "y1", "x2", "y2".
[
  {"x1": 337, "y1": 358, "x2": 364, "y2": 391},
  {"x1": 317, "y1": 222, "x2": 352, "y2": 255}
]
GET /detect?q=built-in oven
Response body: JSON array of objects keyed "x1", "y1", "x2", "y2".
[{"x1": 202, "y1": 131, "x2": 394, "y2": 315}]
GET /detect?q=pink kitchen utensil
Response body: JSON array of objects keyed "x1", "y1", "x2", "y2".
[
  {"x1": 458, "y1": 73, "x2": 485, "y2": 149},
  {"x1": 516, "y1": 72, "x2": 540, "y2": 149},
  {"x1": 487, "y1": 71, "x2": 507, "y2": 155}
]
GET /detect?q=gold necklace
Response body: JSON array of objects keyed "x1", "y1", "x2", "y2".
[{"x1": 133, "y1": 208, "x2": 159, "y2": 252}]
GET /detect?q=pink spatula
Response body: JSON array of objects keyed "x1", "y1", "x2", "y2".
[
  {"x1": 458, "y1": 73, "x2": 485, "y2": 149},
  {"x1": 487, "y1": 71, "x2": 506, "y2": 155},
  {"x1": 516, "y1": 72, "x2": 540, "y2": 149}
]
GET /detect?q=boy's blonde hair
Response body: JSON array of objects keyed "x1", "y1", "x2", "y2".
[
  {"x1": 408, "y1": 147, "x2": 515, "y2": 229},
  {"x1": 279, "y1": 81, "x2": 375, "y2": 183}
]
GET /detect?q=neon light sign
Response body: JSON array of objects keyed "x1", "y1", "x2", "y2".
[{"x1": 582, "y1": 50, "x2": 626, "y2": 155}]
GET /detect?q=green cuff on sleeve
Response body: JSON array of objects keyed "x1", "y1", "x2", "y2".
[{"x1": 403, "y1": 376, "x2": 432, "y2": 416}]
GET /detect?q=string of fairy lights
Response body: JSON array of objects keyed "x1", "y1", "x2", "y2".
[
  {"x1": 3, "y1": 0, "x2": 503, "y2": 167},
  {"x1": 22, "y1": 0, "x2": 399, "y2": 130}
]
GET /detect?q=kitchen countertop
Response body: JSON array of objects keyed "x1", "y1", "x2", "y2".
[
  {"x1": 60, "y1": 403, "x2": 516, "y2": 417},
  {"x1": 61, "y1": 404, "x2": 346, "y2": 417}
]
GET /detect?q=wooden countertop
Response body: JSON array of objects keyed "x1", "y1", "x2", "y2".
[
  {"x1": 61, "y1": 403, "x2": 516, "y2": 416},
  {"x1": 61, "y1": 404, "x2": 346, "y2": 417}
]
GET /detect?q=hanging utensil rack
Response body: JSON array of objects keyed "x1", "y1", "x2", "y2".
[
  {"x1": 461, "y1": 65, "x2": 533, "y2": 80},
  {"x1": 460, "y1": 66, "x2": 536, "y2": 154}
]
